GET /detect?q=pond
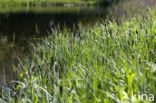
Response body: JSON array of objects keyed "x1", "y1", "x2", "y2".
[{"x1": 0, "y1": 0, "x2": 155, "y2": 83}]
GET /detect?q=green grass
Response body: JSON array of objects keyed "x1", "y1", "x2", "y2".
[
  {"x1": 1, "y1": 7, "x2": 156, "y2": 103},
  {"x1": 0, "y1": 0, "x2": 116, "y2": 13},
  {"x1": 0, "y1": 0, "x2": 96, "y2": 3},
  {"x1": 0, "y1": 0, "x2": 109, "y2": 6},
  {"x1": 0, "y1": 5, "x2": 98, "y2": 13},
  {"x1": 0, "y1": 0, "x2": 95, "y2": 5}
]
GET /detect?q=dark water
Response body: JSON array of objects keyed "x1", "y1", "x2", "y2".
[{"x1": 0, "y1": 0, "x2": 155, "y2": 82}]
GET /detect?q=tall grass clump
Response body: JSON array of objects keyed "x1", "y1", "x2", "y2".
[{"x1": 1, "y1": 9, "x2": 156, "y2": 103}]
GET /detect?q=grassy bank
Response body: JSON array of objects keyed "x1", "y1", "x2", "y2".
[
  {"x1": 1, "y1": 8, "x2": 156, "y2": 103},
  {"x1": 0, "y1": 6, "x2": 97, "y2": 13},
  {"x1": 0, "y1": 0, "x2": 112, "y2": 6},
  {"x1": 0, "y1": 0, "x2": 95, "y2": 6},
  {"x1": 0, "y1": 0, "x2": 95, "y2": 3},
  {"x1": 0, "y1": 0, "x2": 116, "y2": 13}
]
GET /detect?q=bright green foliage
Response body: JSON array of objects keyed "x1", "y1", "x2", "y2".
[
  {"x1": 0, "y1": 0, "x2": 111, "y2": 5},
  {"x1": 0, "y1": 0, "x2": 117, "y2": 13},
  {"x1": 1, "y1": 9, "x2": 156, "y2": 103}
]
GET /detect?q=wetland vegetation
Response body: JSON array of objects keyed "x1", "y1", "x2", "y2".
[
  {"x1": 0, "y1": 0, "x2": 156, "y2": 103},
  {"x1": 0, "y1": 0, "x2": 117, "y2": 7}
]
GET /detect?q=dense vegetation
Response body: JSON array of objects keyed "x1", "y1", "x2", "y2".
[
  {"x1": 0, "y1": 0, "x2": 111, "y2": 4},
  {"x1": 0, "y1": 7, "x2": 155, "y2": 102},
  {"x1": 0, "y1": 0, "x2": 118, "y2": 13},
  {"x1": 0, "y1": 0, "x2": 117, "y2": 6}
]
